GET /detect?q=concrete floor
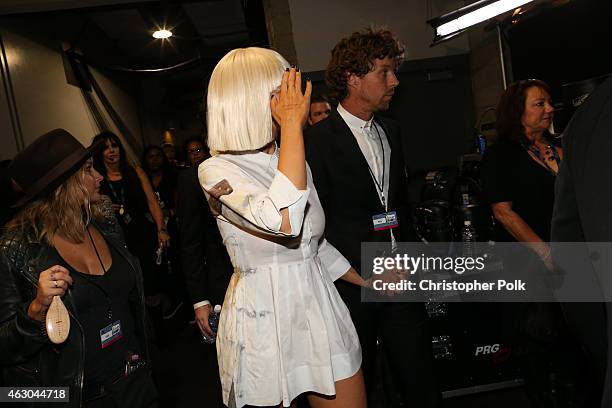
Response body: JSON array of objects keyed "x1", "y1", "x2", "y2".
[{"x1": 153, "y1": 313, "x2": 532, "y2": 408}]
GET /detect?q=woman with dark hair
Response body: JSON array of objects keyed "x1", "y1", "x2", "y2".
[
  {"x1": 92, "y1": 132, "x2": 169, "y2": 306},
  {"x1": 0, "y1": 129, "x2": 157, "y2": 407},
  {"x1": 183, "y1": 136, "x2": 208, "y2": 167},
  {"x1": 482, "y1": 80, "x2": 582, "y2": 407},
  {"x1": 483, "y1": 79, "x2": 560, "y2": 249},
  {"x1": 484, "y1": 80, "x2": 563, "y2": 245},
  {"x1": 141, "y1": 145, "x2": 177, "y2": 220},
  {"x1": 141, "y1": 145, "x2": 183, "y2": 319}
]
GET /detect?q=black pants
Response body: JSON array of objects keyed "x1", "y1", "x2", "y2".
[
  {"x1": 347, "y1": 300, "x2": 441, "y2": 408},
  {"x1": 502, "y1": 302, "x2": 588, "y2": 408},
  {"x1": 84, "y1": 367, "x2": 158, "y2": 408},
  {"x1": 561, "y1": 302, "x2": 607, "y2": 408}
]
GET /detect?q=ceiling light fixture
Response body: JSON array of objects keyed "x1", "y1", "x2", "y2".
[
  {"x1": 152, "y1": 29, "x2": 173, "y2": 39},
  {"x1": 428, "y1": 0, "x2": 536, "y2": 45}
]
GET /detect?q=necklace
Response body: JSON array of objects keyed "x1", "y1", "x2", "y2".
[
  {"x1": 536, "y1": 141, "x2": 556, "y2": 162},
  {"x1": 107, "y1": 180, "x2": 126, "y2": 216},
  {"x1": 520, "y1": 138, "x2": 561, "y2": 176}
]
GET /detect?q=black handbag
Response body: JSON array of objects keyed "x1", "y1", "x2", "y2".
[{"x1": 100, "y1": 366, "x2": 158, "y2": 408}]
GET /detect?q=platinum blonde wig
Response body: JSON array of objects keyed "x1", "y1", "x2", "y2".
[{"x1": 206, "y1": 47, "x2": 290, "y2": 153}]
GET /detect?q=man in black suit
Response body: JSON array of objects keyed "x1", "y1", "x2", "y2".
[
  {"x1": 305, "y1": 28, "x2": 440, "y2": 407},
  {"x1": 176, "y1": 161, "x2": 232, "y2": 338},
  {"x1": 551, "y1": 77, "x2": 612, "y2": 408}
]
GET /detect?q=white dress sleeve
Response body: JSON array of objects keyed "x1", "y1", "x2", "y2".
[
  {"x1": 199, "y1": 158, "x2": 310, "y2": 237},
  {"x1": 317, "y1": 238, "x2": 351, "y2": 282}
]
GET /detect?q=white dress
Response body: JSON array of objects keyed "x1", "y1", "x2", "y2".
[{"x1": 198, "y1": 148, "x2": 362, "y2": 408}]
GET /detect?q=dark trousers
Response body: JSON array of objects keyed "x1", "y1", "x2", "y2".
[
  {"x1": 344, "y1": 295, "x2": 441, "y2": 408},
  {"x1": 561, "y1": 302, "x2": 607, "y2": 408}
]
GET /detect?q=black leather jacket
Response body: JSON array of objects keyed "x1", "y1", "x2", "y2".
[{"x1": 0, "y1": 210, "x2": 150, "y2": 407}]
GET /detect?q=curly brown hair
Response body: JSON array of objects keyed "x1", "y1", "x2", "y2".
[{"x1": 325, "y1": 27, "x2": 405, "y2": 102}]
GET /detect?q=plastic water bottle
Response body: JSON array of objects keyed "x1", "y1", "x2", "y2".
[
  {"x1": 155, "y1": 247, "x2": 163, "y2": 265},
  {"x1": 461, "y1": 220, "x2": 477, "y2": 258},
  {"x1": 477, "y1": 134, "x2": 487, "y2": 154},
  {"x1": 202, "y1": 305, "x2": 222, "y2": 344}
]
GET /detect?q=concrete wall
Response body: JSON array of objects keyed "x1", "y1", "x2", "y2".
[
  {"x1": 262, "y1": 0, "x2": 298, "y2": 66},
  {"x1": 0, "y1": 1, "x2": 507, "y2": 161},
  {"x1": 0, "y1": 36, "x2": 20, "y2": 161},
  {"x1": 286, "y1": 0, "x2": 470, "y2": 72},
  {"x1": 262, "y1": 0, "x2": 505, "y2": 141},
  {"x1": 467, "y1": 27, "x2": 505, "y2": 140},
  {"x1": 0, "y1": 16, "x2": 142, "y2": 161}
]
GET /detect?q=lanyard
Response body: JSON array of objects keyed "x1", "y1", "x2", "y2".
[
  {"x1": 107, "y1": 180, "x2": 126, "y2": 206},
  {"x1": 107, "y1": 180, "x2": 129, "y2": 216},
  {"x1": 76, "y1": 227, "x2": 114, "y2": 321},
  {"x1": 363, "y1": 122, "x2": 387, "y2": 210},
  {"x1": 520, "y1": 139, "x2": 561, "y2": 177}
]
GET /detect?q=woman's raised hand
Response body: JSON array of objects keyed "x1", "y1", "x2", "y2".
[
  {"x1": 271, "y1": 66, "x2": 312, "y2": 129},
  {"x1": 28, "y1": 265, "x2": 72, "y2": 321}
]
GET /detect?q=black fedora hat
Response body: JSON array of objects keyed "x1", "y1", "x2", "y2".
[{"x1": 9, "y1": 128, "x2": 102, "y2": 207}]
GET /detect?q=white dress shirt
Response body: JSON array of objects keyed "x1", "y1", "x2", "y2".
[
  {"x1": 337, "y1": 103, "x2": 396, "y2": 248},
  {"x1": 337, "y1": 103, "x2": 391, "y2": 208}
]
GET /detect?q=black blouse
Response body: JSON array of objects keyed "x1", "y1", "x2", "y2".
[
  {"x1": 100, "y1": 167, "x2": 149, "y2": 228},
  {"x1": 54, "y1": 241, "x2": 139, "y2": 384},
  {"x1": 481, "y1": 139, "x2": 560, "y2": 242}
]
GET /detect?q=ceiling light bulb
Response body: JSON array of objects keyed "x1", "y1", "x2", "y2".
[{"x1": 152, "y1": 29, "x2": 173, "y2": 39}]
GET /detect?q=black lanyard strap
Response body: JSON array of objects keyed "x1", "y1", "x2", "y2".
[
  {"x1": 363, "y1": 122, "x2": 387, "y2": 209},
  {"x1": 77, "y1": 227, "x2": 114, "y2": 320}
]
